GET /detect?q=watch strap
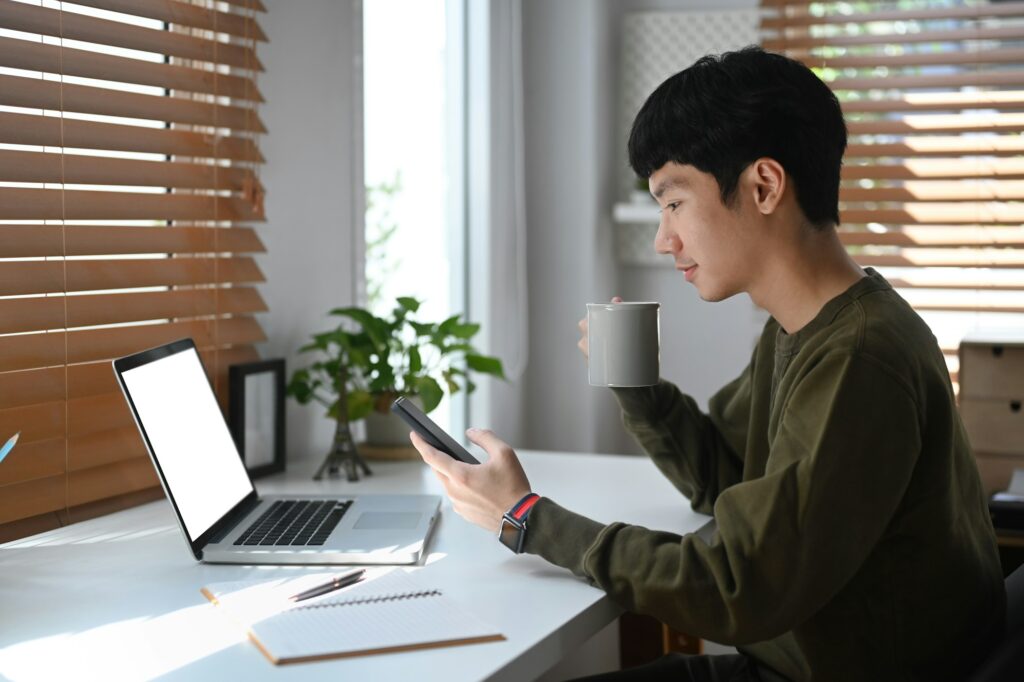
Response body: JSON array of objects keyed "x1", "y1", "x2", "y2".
[{"x1": 508, "y1": 493, "x2": 540, "y2": 522}]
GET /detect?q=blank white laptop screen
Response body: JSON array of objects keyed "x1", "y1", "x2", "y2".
[{"x1": 120, "y1": 347, "x2": 254, "y2": 541}]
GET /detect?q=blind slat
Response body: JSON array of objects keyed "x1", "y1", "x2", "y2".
[
  {"x1": 845, "y1": 137, "x2": 1024, "y2": 157},
  {"x1": 830, "y1": 71, "x2": 1024, "y2": 92},
  {"x1": 843, "y1": 158, "x2": 1024, "y2": 180},
  {"x1": 0, "y1": 187, "x2": 263, "y2": 222},
  {"x1": 221, "y1": 0, "x2": 266, "y2": 12},
  {"x1": 0, "y1": 74, "x2": 267, "y2": 133},
  {"x1": 0, "y1": 345, "x2": 261, "y2": 411},
  {"x1": 843, "y1": 91, "x2": 1024, "y2": 114},
  {"x1": 0, "y1": 224, "x2": 265, "y2": 258},
  {"x1": 855, "y1": 250, "x2": 1024, "y2": 269},
  {"x1": 72, "y1": 0, "x2": 268, "y2": 42},
  {"x1": 889, "y1": 275, "x2": 1024, "y2": 291},
  {"x1": 841, "y1": 203, "x2": 1024, "y2": 224},
  {"x1": 69, "y1": 458, "x2": 159, "y2": 507},
  {"x1": 0, "y1": 0, "x2": 264, "y2": 71},
  {"x1": 761, "y1": 2, "x2": 1024, "y2": 28},
  {"x1": 0, "y1": 286, "x2": 268, "y2": 335},
  {"x1": 0, "y1": 149, "x2": 263, "y2": 192},
  {"x1": 0, "y1": 36, "x2": 263, "y2": 101},
  {"x1": 795, "y1": 47, "x2": 1024, "y2": 70},
  {"x1": 0, "y1": 315, "x2": 266, "y2": 373},
  {"x1": 0, "y1": 438, "x2": 65, "y2": 487},
  {"x1": 841, "y1": 181, "x2": 1024, "y2": 202},
  {"x1": 0, "y1": 256, "x2": 264, "y2": 296},
  {"x1": 0, "y1": 111, "x2": 265, "y2": 162},
  {"x1": 0, "y1": 475, "x2": 65, "y2": 524},
  {"x1": 0, "y1": 393, "x2": 131, "y2": 443},
  {"x1": 847, "y1": 114, "x2": 1024, "y2": 136},
  {"x1": 764, "y1": 25, "x2": 1024, "y2": 50},
  {"x1": 840, "y1": 226, "x2": 1024, "y2": 248}
]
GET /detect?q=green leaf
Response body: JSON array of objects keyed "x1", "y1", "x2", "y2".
[
  {"x1": 396, "y1": 296, "x2": 421, "y2": 313},
  {"x1": 409, "y1": 321, "x2": 435, "y2": 337},
  {"x1": 368, "y1": 364, "x2": 396, "y2": 393},
  {"x1": 436, "y1": 314, "x2": 461, "y2": 336},
  {"x1": 347, "y1": 390, "x2": 374, "y2": 421},
  {"x1": 449, "y1": 322, "x2": 480, "y2": 339},
  {"x1": 286, "y1": 370, "x2": 313, "y2": 403},
  {"x1": 466, "y1": 354, "x2": 505, "y2": 378},
  {"x1": 441, "y1": 342, "x2": 475, "y2": 354},
  {"x1": 347, "y1": 346, "x2": 372, "y2": 370},
  {"x1": 441, "y1": 369, "x2": 460, "y2": 394},
  {"x1": 408, "y1": 346, "x2": 422, "y2": 373},
  {"x1": 329, "y1": 307, "x2": 389, "y2": 349},
  {"x1": 415, "y1": 376, "x2": 444, "y2": 414}
]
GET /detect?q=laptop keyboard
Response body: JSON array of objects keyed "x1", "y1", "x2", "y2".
[{"x1": 233, "y1": 499, "x2": 352, "y2": 547}]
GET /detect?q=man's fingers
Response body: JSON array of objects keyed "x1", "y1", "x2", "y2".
[
  {"x1": 611, "y1": 295, "x2": 623, "y2": 303},
  {"x1": 465, "y1": 428, "x2": 513, "y2": 459},
  {"x1": 410, "y1": 431, "x2": 456, "y2": 476}
]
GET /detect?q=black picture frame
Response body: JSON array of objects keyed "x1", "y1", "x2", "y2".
[{"x1": 228, "y1": 358, "x2": 286, "y2": 479}]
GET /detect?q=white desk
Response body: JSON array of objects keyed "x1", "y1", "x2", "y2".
[{"x1": 0, "y1": 451, "x2": 708, "y2": 682}]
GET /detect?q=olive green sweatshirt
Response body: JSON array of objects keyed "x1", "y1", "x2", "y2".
[{"x1": 523, "y1": 269, "x2": 1005, "y2": 681}]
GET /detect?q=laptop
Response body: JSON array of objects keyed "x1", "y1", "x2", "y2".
[{"x1": 113, "y1": 338, "x2": 441, "y2": 565}]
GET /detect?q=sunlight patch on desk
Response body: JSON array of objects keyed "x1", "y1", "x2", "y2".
[
  {"x1": 0, "y1": 604, "x2": 244, "y2": 682},
  {"x1": 2, "y1": 525, "x2": 177, "y2": 549},
  {"x1": 424, "y1": 551, "x2": 449, "y2": 565}
]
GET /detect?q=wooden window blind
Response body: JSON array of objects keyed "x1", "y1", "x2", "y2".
[
  {"x1": 0, "y1": 0, "x2": 268, "y2": 542},
  {"x1": 761, "y1": 0, "x2": 1024, "y2": 390}
]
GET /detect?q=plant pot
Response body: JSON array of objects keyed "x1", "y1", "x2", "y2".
[
  {"x1": 364, "y1": 410, "x2": 414, "y2": 447},
  {"x1": 363, "y1": 395, "x2": 423, "y2": 450}
]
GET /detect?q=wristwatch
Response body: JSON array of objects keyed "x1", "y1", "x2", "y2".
[{"x1": 498, "y1": 493, "x2": 540, "y2": 554}]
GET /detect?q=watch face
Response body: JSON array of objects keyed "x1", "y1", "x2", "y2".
[{"x1": 499, "y1": 517, "x2": 522, "y2": 553}]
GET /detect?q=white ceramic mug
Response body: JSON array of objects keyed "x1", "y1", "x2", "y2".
[{"x1": 587, "y1": 302, "x2": 660, "y2": 387}]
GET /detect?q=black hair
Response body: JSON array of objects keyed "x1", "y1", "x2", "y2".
[{"x1": 627, "y1": 46, "x2": 847, "y2": 229}]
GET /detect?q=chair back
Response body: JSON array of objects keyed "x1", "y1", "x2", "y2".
[{"x1": 969, "y1": 563, "x2": 1024, "y2": 681}]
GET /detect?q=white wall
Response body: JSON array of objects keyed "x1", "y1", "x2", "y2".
[
  {"x1": 257, "y1": 0, "x2": 361, "y2": 461},
  {"x1": 519, "y1": 0, "x2": 762, "y2": 455}
]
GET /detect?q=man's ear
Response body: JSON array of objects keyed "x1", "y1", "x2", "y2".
[{"x1": 747, "y1": 158, "x2": 786, "y2": 216}]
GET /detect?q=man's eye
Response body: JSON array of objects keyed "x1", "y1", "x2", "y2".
[{"x1": 661, "y1": 202, "x2": 681, "y2": 213}]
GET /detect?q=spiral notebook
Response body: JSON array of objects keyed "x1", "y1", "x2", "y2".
[{"x1": 201, "y1": 569, "x2": 505, "y2": 665}]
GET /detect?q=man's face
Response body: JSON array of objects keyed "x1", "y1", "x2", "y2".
[{"x1": 648, "y1": 162, "x2": 759, "y2": 302}]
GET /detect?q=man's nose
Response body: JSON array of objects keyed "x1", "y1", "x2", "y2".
[{"x1": 654, "y1": 220, "x2": 680, "y2": 255}]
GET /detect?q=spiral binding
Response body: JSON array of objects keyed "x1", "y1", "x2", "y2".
[{"x1": 294, "y1": 589, "x2": 443, "y2": 611}]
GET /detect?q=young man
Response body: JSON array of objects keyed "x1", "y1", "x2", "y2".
[{"x1": 410, "y1": 47, "x2": 1005, "y2": 681}]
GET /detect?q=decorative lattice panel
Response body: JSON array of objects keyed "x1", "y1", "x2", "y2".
[{"x1": 616, "y1": 10, "x2": 760, "y2": 267}]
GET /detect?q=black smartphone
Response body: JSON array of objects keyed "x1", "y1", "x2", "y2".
[{"x1": 391, "y1": 397, "x2": 480, "y2": 464}]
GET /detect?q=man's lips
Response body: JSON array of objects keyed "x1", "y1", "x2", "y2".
[{"x1": 676, "y1": 263, "x2": 698, "y2": 281}]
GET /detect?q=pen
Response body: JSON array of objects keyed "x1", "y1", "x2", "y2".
[
  {"x1": 0, "y1": 432, "x2": 19, "y2": 465},
  {"x1": 289, "y1": 568, "x2": 366, "y2": 602}
]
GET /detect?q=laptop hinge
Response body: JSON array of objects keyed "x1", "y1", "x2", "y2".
[{"x1": 207, "y1": 495, "x2": 261, "y2": 545}]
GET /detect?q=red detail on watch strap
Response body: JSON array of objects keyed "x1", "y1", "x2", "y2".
[{"x1": 512, "y1": 493, "x2": 540, "y2": 520}]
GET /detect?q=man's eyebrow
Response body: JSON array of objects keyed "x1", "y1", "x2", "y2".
[{"x1": 651, "y1": 178, "x2": 687, "y2": 199}]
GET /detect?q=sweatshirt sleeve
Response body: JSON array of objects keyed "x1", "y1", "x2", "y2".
[
  {"x1": 610, "y1": 356, "x2": 753, "y2": 515},
  {"x1": 524, "y1": 351, "x2": 921, "y2": 645}
]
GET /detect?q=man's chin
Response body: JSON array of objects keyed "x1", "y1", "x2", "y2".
[{"x1": 695, "y1": 282, "x2": 739, "y2": 303}]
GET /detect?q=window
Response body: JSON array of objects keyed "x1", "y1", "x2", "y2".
[
  {"x1": 0, "y1": 0, "x2": 268, "y2": 541},
  {"x1": 762, "y1": 0, "x2": 1024, "y2": 391},
  {"x1": 362, "y1": 0, "x2": 466, "y2": 431}
]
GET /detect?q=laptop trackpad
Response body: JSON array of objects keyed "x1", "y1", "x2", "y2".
[{"x1": 353, "y1": 511, "x2": 422, "y2": 530}]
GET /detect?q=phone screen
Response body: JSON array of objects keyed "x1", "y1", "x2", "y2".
[{"x1": 391, "y1": 397, "x2": 480, "y2": 464}]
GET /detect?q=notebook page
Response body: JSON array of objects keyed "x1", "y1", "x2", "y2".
[{"x1": 204, "y1": 569, "x2": 504, "y2": 663}]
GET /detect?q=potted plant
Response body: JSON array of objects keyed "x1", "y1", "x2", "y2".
[{"x1": 287, "y1": 296, "x2": 505, "y2": 454}]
